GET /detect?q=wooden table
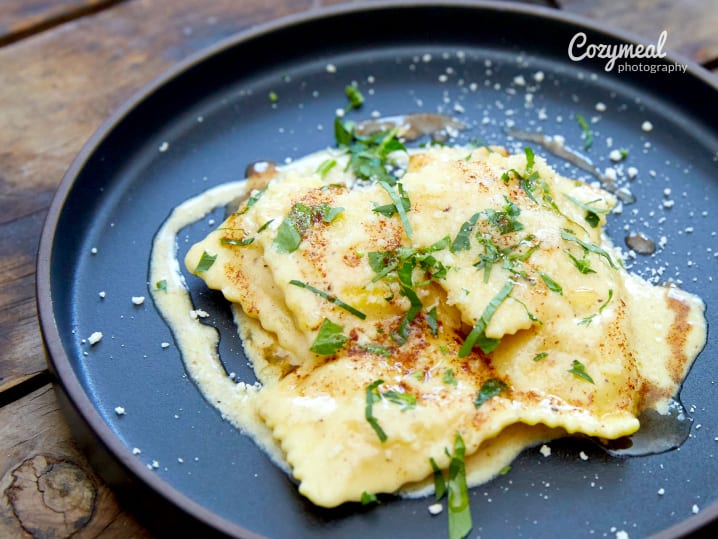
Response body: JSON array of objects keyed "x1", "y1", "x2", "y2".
[{"x1": 1, "y1": 0, "x2": 717, "y2": 536}]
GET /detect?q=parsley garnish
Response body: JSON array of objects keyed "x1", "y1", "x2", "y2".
[
  {"x1": 289, "y1": 279, "x2": 366, "y2": 320},
  {"x1": 427, "y1": 306, "x2": 439, "y2": 336},
  {"x1": 365, "y1": 380, "x2": 388, "y2": 442},
  {"x1": 584, "y1": 211, "x2": 600, "y2": 228},
  {"x1": 561, "y1": 230, "x2": 617, "y2": 269},
  {"x1": 373, "y1": 182, "x2": 410, "y2": 218},
  {"x1": 358, "y1": 343, "x2": 392, "y2": 357},
  {"x1": 360, "y1": 491, "x2": 379, "y2": 505},
  {"x1": 447, "y1": 433, "x2": 472, "y2": 539},
  {"x1": 395, "y1": 282, "x2": 422, "y2": 344},
  {"x1": 383, "y1": 390, "x2": 417, "y2": 411},
  {"x1": 563, "y1": 195, "x2": 608, "y2": 229},
  {"x1": 257, "y1": 219, "x2": 274, "y2": 233},
  {"x1": 568, "y1": 359, "x2": 595, "y2": 384},
  {"x1": 220, "y1": 237, "x2": 254, "y2": 247},
  {"x1": 155, "y1": 279, "x2": 168, "y2": 292},
  {"x1": 532, "y1": 352, "x2": 548, "y2": 362},
  {"x1": 443, "y1": 369, "x2": 458, "y2": 386},
  {"x1": 378, "y1": 180, "x2": 413, "y2": 238},
  {"x1": 540, "y1": 272, "x2": 563, "y2": 295},
  {"x1": 310, "y1": 318, "x2": 348, "y2": 355},
  {"x1": 568, "y1": 252, "x2": 596, "y2": 274},
  {"x1": 316, "y1": 159, "x2": 336, "y2": 179},
  {"x1": 430, "y1": 457, "x2": 447, "y2": 499},
  {"x1": 430, "y1": 434, "x2": 473, "y2": 539},
  {"x1": 474, "y1": 378, "x2": 508, "y2": 408},
  {"x1": 273, "y1": 202, "x2": 345, "y2": 253},
  {"x1": 485, "y1": 200, "x2": 524, "y2": 235},
  {"x1": 268, "y1": 91, "x2": 278, "y2": 103},
  {"x1": 345, "y1": 84, "x2": 365, "y2": 109},
  {"x1": 499, "y1": 465, "x2": 512, "y2": 475},
  {"x1": 195, "y1": 251, "x2": 217, "y2": 272},
  {"x1": 237, "y1": 187, "x2": 267, "y2": 215},
  {"x1": 335, "y1": 119, "x2": 406, "y2": 185},
  {"x1": 577, "y1": 114, "x2": 593, "y2": 150},
  {"x1": 579, "y1": 288, "x2": 614, "y2": 325},
  {"x1": 524, "y1": 146, "x2": 535, "y2": 172},
  {"x1": 458, "y1": 281, "x2": 514, "y2": 357},
  {"x1": 451, "y1": 213, "x2": 480, "y2": 253}
]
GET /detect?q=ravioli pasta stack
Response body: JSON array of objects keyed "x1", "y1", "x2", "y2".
[{"x1": 185, "y1": 144, "x2": 705, "y2": 508}]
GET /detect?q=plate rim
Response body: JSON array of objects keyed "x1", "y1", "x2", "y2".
[{"x1": 35, "y1": 1, "x2": 718, "y2": 537}]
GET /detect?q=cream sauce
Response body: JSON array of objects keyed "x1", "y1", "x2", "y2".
[
  {"x1": 149, "y1": 181, "x2": 288, "y2": 471},
  {"x1": 150, "y1": 148, "x2": 706, "y2": 506}
]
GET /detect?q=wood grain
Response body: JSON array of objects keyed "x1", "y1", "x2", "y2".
[
  {"x1": 0, "y1": 385, "x2": 151, "y2": 538},
  {"x1": 558, "y1": 0, "x2": 718, "y2": 64},
  {"x1": 0, "y1": 0, "x2": 318, "y2": 395},
  {"x1": 0, "y1": 0, "x2": 125, "y2": 46}
]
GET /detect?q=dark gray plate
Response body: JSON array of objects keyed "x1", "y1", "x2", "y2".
[{"x1": 38, "y1": 2, "x2": 718, "y2": 538}]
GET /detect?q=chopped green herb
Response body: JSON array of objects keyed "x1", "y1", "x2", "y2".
[
  {"x1": 474, "y1": 378, "x2": 508, "y2": 408},
  {"x1": 360, "y1": 491, "x2": 379, "y2": 505},
  {"x1": 394, "y1": 283, "x2": 422, "y2": 344},
  {"x1": 289, "y1": 279, "x2": 366, "y2": 319},
  {"x1": 579, "y1": 288, "x2": 614, "y2": 325},
  {"x1": 540, "y1": 272, "x2": 563, "y2": 295},
  {"x1": 451, "y1": 213, "x2": 480, "y2": 253},
  {"x1": 564, "y1": 194, "x2": 609, "y2": 213},
  {"x1": 274, "y1": 203, "x2": 345, "y2": 253},
  {"x1": 501, "y1": 168, "x2": 541, "y2": 205},
  {"x1": 195, "y1": 251, "x2": 217, "y2": 272},
  {"x1": 429, "y1": 457, "x2": 447, "y2": 500},
  {"x1": 532, "y1": 352, "x2": 549, "y2": 362},
  {"x1": 568, "y1": 252, "x2": 596, "y2": 274},
  {"x1": 220, "y1": 237, "x2": 254, "y2": 247},
  {"x1": 345, "y1": 84, "x2": 365, "y2": 109},
  {"x1": 373, "y1": 182, "x2": 410, "y2": 218},
  {"x1": 155, "y1": 279, "x2": 168, "y2": 292},
  {"x1": 577, "y1": 114, "x2": 593, "y2": 150},
  {"x1": 485, "y1": 200, "x2": 524, "y2": 235},
  {"x1": 499, "y1": 465, "x2": 512, "y2": 475},
  {"x1": 310, "y1": 318, "x2": 348, "y2": 355},
  {"x1": 334, "y1": 116, "x2": 354, "y2": 147},
  {"x1": 473, "y1": 236, "x2": 501, "y2": 283},
  {"x1": 427, "y1": 306, "x2": 439, "y2": 337},
  {"x1": 447, "y1": 433, "x2": 472, "y2": 539},
  {"x1": 443, "y1": 369, "x2": 458, "y2": 386},
  {"x1": 237, "y1": 187, "x2": 267, "y2": 215},
  {"x1": 459, "y1": 282, "x2": 514, "y2": 357},
  {"x1": 358, "y1": 343, "x2": 392, "y2": 357},
  {"x1": 561, "y1": 230, "x2": 617, "y2": 269},
  {"x1": 524, "y1": 146, "x2": 535, "y2": 173},
  {"x1": 620, "y1": 149, "x2": 629, "y2": 159},
  {"x1": 378, "y1": 180, "x2": 413, "y2": 238},
  {"x1": 365, "y1": 379, "x2": 388, "y2": 442},
  {"x1": 584, "y1": 211, "x2": 600, "y2": 228},
  {"x1": 273, "y1": 217, "x2": 303, "y2": 253},
  {"x1": 383, "y1": 390, "x2": 417, "y2": 411},
  {"x1": 257, "y1": 219, "x2": 274, "y2": 233},
  {"x1": 316, "y1": 159, "x2": 337, "y2": 179},
  {"x1": 568, "y1": 359, "x2": 595, "y2": 384},
  {"x1": 334, "y1": 119, "x2": 406, "y2": 185},
  {"x1": 268, "y1": 91, "x2": 278, "y2": 103}
]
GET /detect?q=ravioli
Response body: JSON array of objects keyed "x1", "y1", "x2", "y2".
[{"x1": 184, "y1": 145, "x2": 706, "y2": 508}]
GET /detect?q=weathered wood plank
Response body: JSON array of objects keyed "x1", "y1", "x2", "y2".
[
  {"x1": 0, "y1": 0, "x2": 125, "y2": 46},
  {"x1": 0, "y1": 0, "x2": 317, "y2": 395},
  {"x1": 0, "y1": 385, "x2": 152, "y2": 538},
  {"x1": 558, "y1": 0, "x2": 718, "y2": 65}
]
